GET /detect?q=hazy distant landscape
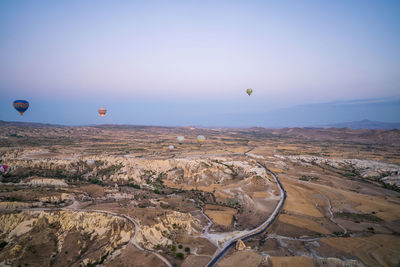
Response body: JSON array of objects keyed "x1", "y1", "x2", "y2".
[
  {"x1": 324, "y1": 120, "x2": 400, "y2": 130},
  {"x1": 2, "y1": 118, "x2": 400, "y2": 130}
]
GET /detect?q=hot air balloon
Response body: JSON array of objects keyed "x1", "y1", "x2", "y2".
[
  {"x1": 0, "y1": 165, "x2": 8, "y2": 174},
  {"x1": 197, "y1": 135, "x2": 206, "y2": 144},
  {"x1": 177, "y1": 136, "x2": 184, "y2": 144},
  {"x1": 246, "y1": 88, "x2": 253, "y2": 96},
  {"x1": 13, "y1": 100, "x2": 29, "y2": 115},
  {"x1": 87, "y1": 160, "x2": 95, "y2": 169},
  {"x1": 168, "y1": 145, "x2": 174, "y2": 151},
  {"x1": 98, "y1": 108, "x2": 107, "y2": 117}
]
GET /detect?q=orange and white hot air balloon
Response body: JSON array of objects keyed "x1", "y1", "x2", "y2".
[{"x1": 98, "y1": 107, "x2": 107, "y2": 117}]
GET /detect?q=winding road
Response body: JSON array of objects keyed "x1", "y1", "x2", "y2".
[{"x1": 204, "y1": 149, "x2": 287, "y2": 267}]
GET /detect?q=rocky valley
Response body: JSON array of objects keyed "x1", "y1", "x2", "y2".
[{"x1": 0, "y1": 123, "x2": 399, "y2": 266}]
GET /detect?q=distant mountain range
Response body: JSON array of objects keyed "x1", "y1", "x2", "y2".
[
  {"x1": 0, "y1": 120, "x2": 64, "y2": 127},
  {"x1": 323, "y1": 120, "x2": 400, "y2": 130},
  {"x1": 1, "y1": 119, "x2": 399, "y2": 130}
]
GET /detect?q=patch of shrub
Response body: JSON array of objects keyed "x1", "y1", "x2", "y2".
[
  {"x1": 89, "y1": 178, "x2": 103, "y2": 185},
  {"x1": 333, "y1": 231, "x2": 349, "y2": 237},
  {"x1": 299, "y1": 175, "x2": 319, "y2": 181},
  {"x1": 334, "y1": 211, "x2": 383, "y2": 223},
  {"x1": 128, "y1": 183, "x2": 140, "y2": 189},
  {"x1": 0, "y1": 241, "x2": 8, "y2": 250},
  {"x1": 154, "y1": 189, "x2": 161, "y2": 194},
  {"x1": 160, "y1": 203, "x2": 169, "y2": 209}
]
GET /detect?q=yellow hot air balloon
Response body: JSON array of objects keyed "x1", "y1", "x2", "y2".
[
  {"x1": 98, "y1": 108, "x2": 107, "y2": 117},
  {"x1": 246, "y1": 88, "x2": 253, "y2": 96}
]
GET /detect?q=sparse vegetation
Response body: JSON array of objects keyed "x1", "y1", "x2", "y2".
[
  {"x1": 154, "y1": 189, "x2": 161, "y2": 194},
  {"x1": 299, "y1": 175, "x2": 319, "y2": 181},
  {"x1": 334, "y1": 211, "x2": 383, "y2": 223},
  {"x1": 160, "y1": 203, "x2": 170, "y2": 209},
  {"x1": 0, "y1": 241, "x2": 8, "y2": 250},
  {"x1": 89, "y1": 178, "x2": 103, "y2": 185},
  {"x1": 333, "y1": 231, "x2": 350, "y2": 237},
  {"x1": 128, "y1": 183, "x2": 140, "y2": 189}
]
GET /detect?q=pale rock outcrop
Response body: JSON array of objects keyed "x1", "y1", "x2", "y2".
[
  {"x1": 314, "y1": 257, "x2": 365, "y2": 267},
  {"x1": 136, "y1": 211, "x2": 199, "y2": 249},
  {"x1": 246, "y1": 153, "x2": 264, "y2": 159},
  {"x1": 3, "y1": 153, "x2": 271, "y2": 189},
  {"x1": 0, "y1": 201, "x2": 41, "y2": 210},
  {"x1": 8, "y1": 219, "x2": 37, "y2": 238},
  {"x1": 24, "y1": 178, "x2": 68, "y2": 187},
  {"x1": 0, "y1": 211, "x2": 133, "y2": 250},
  {"x1": 380, "y1": 175, "x2": 400, "y2": 187},
  {"x1": 39, "y1": 193, "x2": 72, "y2": 203},
  {"x1": 0, "y1": 212, "x2": 33, "y2": 235},
  {"x1": 278, "y1": 155, "x2": 400, "y2": 189},
  {"x1": 236, "y1": 239, "x2": 246, "y2": 250}
]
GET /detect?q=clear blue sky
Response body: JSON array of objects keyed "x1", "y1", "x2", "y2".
[{"x1": 1, "y1": 0, "x2": 399, "y2": 126}]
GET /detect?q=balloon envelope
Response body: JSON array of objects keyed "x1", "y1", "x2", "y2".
[
  {"x1": 13, "y1": 100, "x2": 29, "y2": 115},
  {"x1": 177, "y1": 136, "x2": 184, "y2": 144},
  {"x1": 197, "y1": 135, "x2": 206, "y2": 143},
  {"x1": 168, "y1": 145, "x2": 174, "y2": 151},
  {"x1": 98, "y1": 108, "x2": 107, "y2": 117},
  {"x1": 87, "y1": 160, "x2": 95, "y2": 168},
  {"x1": 0, "y1": 165, "x2": 8, "y2": 173},
  {"x1": 246, "y1": 88, "x2": 253, "y2": 96}
]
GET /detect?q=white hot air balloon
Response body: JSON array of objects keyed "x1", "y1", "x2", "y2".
[
  {"x1": 177, "y1": 136, "x2": 184, "y2": 144},
  {"x1": 87, "y1": 160, "x2": 95, "y2": 169},
  {"x1": 168, "y1": 145, "x2": 174, "y2": 151}
]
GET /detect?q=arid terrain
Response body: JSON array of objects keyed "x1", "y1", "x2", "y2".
[{"x1": 0, "y1": 122, "x2": 399, "y2": 267}]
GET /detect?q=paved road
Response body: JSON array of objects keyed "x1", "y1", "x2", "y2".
[{"x1": 205, "y1": 150, "x2": 287, "y2": 267}]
